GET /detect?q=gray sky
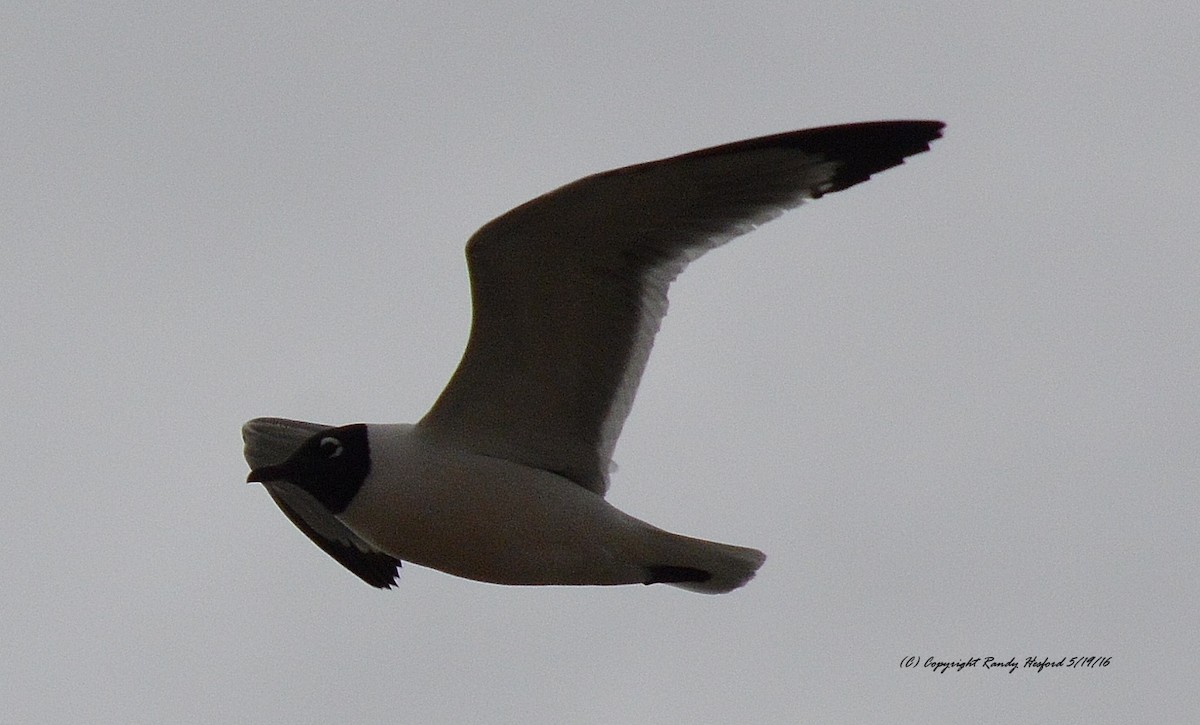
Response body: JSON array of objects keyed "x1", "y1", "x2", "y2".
[{"x1": 3, "y1": 3, "x2": 1196, "y2": 723}]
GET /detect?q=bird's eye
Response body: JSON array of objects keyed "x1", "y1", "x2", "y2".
[{"x1": 319, "y1": 437, "x2": 344, "y2": 458}]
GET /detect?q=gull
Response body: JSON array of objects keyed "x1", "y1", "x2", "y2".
[{"x1": 244, "y1": 120, "x2": 943, "y2": 593}]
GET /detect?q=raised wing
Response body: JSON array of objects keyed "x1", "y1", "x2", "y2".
[{"x1": 419, "y1": 121, "x2": 944, "y2": 494}]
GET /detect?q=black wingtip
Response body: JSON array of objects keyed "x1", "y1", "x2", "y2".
[
  {"x1": 668, "y1": 119, "x2": 944, "y2": 198},
  {"x1": 360, "y1": 557, "x2": 403, "y2": 589},
  {"x1": 318, "y1": 545, "x2": 401, "y2": 589},
  {"x1": 643, "y1": 565, "x2": 713, "y2": 586},
  {"x1": 796, "y1": 120, "x2": 944, "y2": 197},
  {"x1": 323, "y1": 544, "x2": 402, "y2": 589}
]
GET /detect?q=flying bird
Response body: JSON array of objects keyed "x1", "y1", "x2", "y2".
[{"x1": 244, "y1": 120, "x2": 944, "y2": 593}]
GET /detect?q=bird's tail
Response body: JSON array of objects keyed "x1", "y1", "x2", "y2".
[{"x1": 643, "y1": 531, "x2": 766, "y2": 594}]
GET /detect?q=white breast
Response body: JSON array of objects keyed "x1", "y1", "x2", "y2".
[{"x1": 338, "y1": 424, "x2": 658, "y2": 586}]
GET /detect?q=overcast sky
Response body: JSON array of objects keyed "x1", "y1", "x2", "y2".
[{"x1": 3, "y1": 3, "x2": 1196, "y2": 723}]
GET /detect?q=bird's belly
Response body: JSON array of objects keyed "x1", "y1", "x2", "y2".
[{"x1": 341, "y1": 449, "x2": 653, "y2": 586}]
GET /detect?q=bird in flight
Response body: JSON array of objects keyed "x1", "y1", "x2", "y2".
[{"x1": 244, "y1": 120, "x2": 944, "y2": 593}]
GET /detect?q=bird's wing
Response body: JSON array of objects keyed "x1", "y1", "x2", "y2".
[
  {"x1": 243, "y1": 417, "x2": 401, "y2": 588},
  {"x1": 419, "y1": 121, "x2": 944, "y2": 495},
  {"x1": 263, "y1": 481, "x2": 401, "y2": 588}
]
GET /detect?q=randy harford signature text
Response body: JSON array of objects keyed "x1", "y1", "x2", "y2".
[{"x1": 899, "y1": 656, "x2": 1112, "y2": 673}]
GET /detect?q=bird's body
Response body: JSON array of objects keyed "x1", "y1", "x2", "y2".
[
  {"x1": 347, "y1": 424, "x2": 763, "y2": 590},
  {"x1": 244, "y1": 120, "x2": 943, "y2": 593},
  {"x1": 246, "y1": 419, "x2": 765, "y2": 592}
]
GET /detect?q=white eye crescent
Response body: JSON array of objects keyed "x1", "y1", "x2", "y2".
[{"x1": 319, "y1": 437, "x2": 344, "y2": 458}]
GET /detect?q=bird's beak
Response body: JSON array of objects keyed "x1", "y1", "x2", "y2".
[{"x1": 247, "y1": 464, "x2": 288, "y2": 483}]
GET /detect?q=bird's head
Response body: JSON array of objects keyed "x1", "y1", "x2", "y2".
[{"x1": 247, "y1": 423, "x2": 371, "y2": 514}]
